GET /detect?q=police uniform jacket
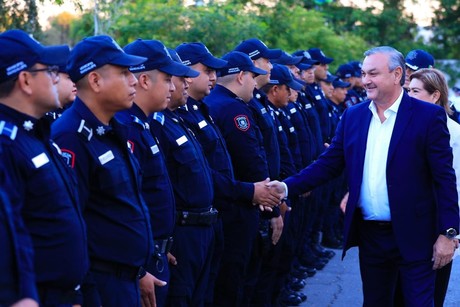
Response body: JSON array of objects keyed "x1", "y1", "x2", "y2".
[
  {"x1": 116, "y1": 104, "x2": 175, "y2": 240},
  {"x1": 176, "y1": 98, "x2": 254, "y2": 209},
  {"x1": 150, "y1": 109, "x2": 214, "y2": 212},
  {"x1": 0, "y1": 104, "x2": 88, "y2": 289},
  {"x1": 247, "y1": 88, "x2": 280, "y2": 180},
  {"x1": 306, "y1": 83, "x2": 332, "y2": 143},
  {"x1": 51, "y1": 98, "x2": 153, "y2": 268},
  {"x1": 284, "y1": 101, "x2": 315, "y2": 168},
  {"x1": 298, "y1": 90, "x2": 323, "y2": 158}
]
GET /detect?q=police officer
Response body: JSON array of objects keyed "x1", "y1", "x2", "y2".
[
  {"x1": 335, "y1": 63, "x2": 362, "y2": 108},
  {"x1": 0, "y1": 30, "x2": 89, "y2": 306},
  {"x1": 149, "y1": 50, "x2": 218, "y2": 306},
  {"x1": 404, "y1": 49, "x2": 434, "y2": 90},
  {"x1": 51, "y1": 35, "x2": 154, "y2": 306},
  {"x1": 348, "y1": 60, "x2": 367, "y2": 102},
  {"x1": 118, "y1": 39, "x2": 200, "y2": 307}
]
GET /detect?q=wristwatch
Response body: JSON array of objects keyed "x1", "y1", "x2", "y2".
[{"x1": 443, "y1": 228, "x2": 457, "y2": 239}]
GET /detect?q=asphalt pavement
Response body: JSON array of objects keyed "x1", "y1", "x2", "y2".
[{"x1": 299, "y1": 247, "x2": 460, "y2": 306}]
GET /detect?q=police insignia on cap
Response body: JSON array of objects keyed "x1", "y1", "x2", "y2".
[
  {"x1": 234, "y1": 115, "x2": 250, "y2": 131},
  {"x1": 407, "y1": 51, "x2": 417, "y2": 60}
]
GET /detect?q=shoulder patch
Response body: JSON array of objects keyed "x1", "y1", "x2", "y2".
[
  {"x1": 234, "y1": 115, "x2": 250, "y2": 131},
  {"x1": 127, "y1": 140, "x2": 135, "y2": 153},
  {"x1": 0, "y1": 121, "x2": 18, "y2": 140},
  {"x1": 60, "y1": 149, "x2": 75, "y2": 168}
]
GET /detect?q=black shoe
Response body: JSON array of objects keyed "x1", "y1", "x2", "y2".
[
  {"x1": 288, "y1": 277, "x2": 306, "y2": 291},
  {"x1": 290, "y1": 269, "x2": 308, "y2": 280},
  {"x1": 299, "y1": 254, "x2": 328, "y2": 270},
  {"x1": 311, "y1": 242, "x2": 336, "y2": 259},
  {"x1": 294, "y1": 264, "x2": 317, "y2": 277},
  {"x1": 322, "y1": 236, "x2": 343, "y2": 249},
  {"x1": 278, "y1": 290, "x2": 303, "y2": 306}
]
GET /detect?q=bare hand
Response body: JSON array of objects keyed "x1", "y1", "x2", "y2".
[
  {"x1": 340, "y1": 192, "x2": 349, "y2": 214},
  {"x1": 258, "y1": 204, "x2": 273, "y2": 212},
  {"x1": 167, "y1": 252, "x2": 177, "y2": 266},
  {"x1": 324, "y1": 142, "x2": 330, "y2": 148},
  {"x1": 265, "y1": 180, "x2": 287, "y2": 200},
  {"x1": 279, "y1": 201, "x2": 291, "y2": 220},
  {"x1": 253, "y1": 178, "x2": 283, "y2": 207},
  {"x1": 270, "y1": 216, "x2": 284, "y2": 245},
  {"x1": 11, "y1": 298, "x2": 39, "y2": 307},
  {"x1": 139, "y1": 272, "x2": 167, "y2": 307},
  {"x1": 432, "y1": 235, "x2": 457, "y2": 270}
]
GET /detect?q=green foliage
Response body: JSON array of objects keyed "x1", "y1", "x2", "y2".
[
  {"x1": 0, "y1": 0, "x2": 41, "y2": 37},
  {"x1": 432, "y1": 0, "x2": 460, "y2": 59}
]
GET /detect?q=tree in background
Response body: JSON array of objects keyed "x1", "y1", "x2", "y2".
[
  {"x1": 432, "y1": 0, "x2": 459, "y2": 59},
  {"x1": 0, "y1": 0, "x2": 40, "y2": 37}
]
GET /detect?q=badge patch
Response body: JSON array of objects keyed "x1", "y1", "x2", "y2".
[
  {"x1": 61, "y1": 149, "x2": 76, "y2": 168},
  {"x1": 98, "y1": 150, "x2": 114, "y2": 165},
  {"x1": 234, "y1": 115, "x2": 250, "y2": 131},
  {"x1": 198, "y1": 120, "x2": 207, "y2": 129},
  {"x1": 32, "y1": 153, "x2": 49, "y2": 168},
  {"x1": 127, "y1": 140, "x2": 135, "y2": 153}
]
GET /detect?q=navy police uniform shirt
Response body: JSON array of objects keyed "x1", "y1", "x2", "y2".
[
  {"x1": 52, "y1": 98, "x2": 153, "y2": 268},
  {"x1": 306, "y1": 83, "x2": 332, "y2": 143},
  {"x1": 298, "y1": 90, "x2": 323, "y2": 159},
  {"x1": 284, "y1": 101, "x2": 315, "y2": 168},
  {"x1": 206, "y1": 85, "x2": 269, "y2": 183},
  {"x1": 116, "y1": 104, "x2": 175, "y2": 240},
  {"x1": 176, "y1": 97, "x2": 254, "y2": 209},
  {"x1": 0, "y1": 104, "x2": 88, "y2": 289},
  {"x1": 248, "y1": 89, "x2": 281, "y2": 180},
  {"x1": 150, "y1": 109, "x2": 214, "y2": 212},
  {"x1": 344, "y1": 88, "x2": 363, "y2": 108},
  {"x1": 0, "y1": 164, "x2": 37, "y2": 305},
  {"x1": 268, "y1": 103, "x2": 297, "y2": 179}
]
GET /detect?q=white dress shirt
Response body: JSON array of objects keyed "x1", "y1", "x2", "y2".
[{"x1": 358, "y1": 90, "x2": 404, "y2": 221}]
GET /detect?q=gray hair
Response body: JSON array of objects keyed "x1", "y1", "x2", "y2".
[{"x1": 364, "y1": 46, "x2": 405, "y2": 86}]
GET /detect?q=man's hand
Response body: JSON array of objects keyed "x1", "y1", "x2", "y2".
[
  {"x1": 265, "y1": 180, "x2": 287, "y2": 199},
  {"x1": 340, "y1": 192, "x2": 349, "y2": 214},
  {"x1": 270, "y1": 216, "x2": 284, "y2": 245},
  {"x1": 167, "y1": 252, "x2": 177, "y2": 266},
  {"x1": 279, "y1": 201, "x2": 291, "y2": 220},
  {"x1": 253, "y1": 178, "x2": 283, "y2": 207},
  {"x1": 11, "y1": 298, "x2": 39, "y2": 307},
  {"x1": 139, "y1": 272, "x2": 167, "y2": 307},
  {"x1": 432, "y1": 235, "x2": 458, "y2": 270}
]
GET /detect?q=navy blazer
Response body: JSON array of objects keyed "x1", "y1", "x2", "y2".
[{"x1": 285, "y1": 91, "x2": 459, "y2": 261}]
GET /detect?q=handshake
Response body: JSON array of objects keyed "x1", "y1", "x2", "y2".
[{"x1": 252, "y1": 179, "x2": 287, "y2": 211}]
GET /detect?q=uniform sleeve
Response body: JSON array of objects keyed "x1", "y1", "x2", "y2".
[
  {"x1": 52, "y1": 132, "x2": 92, "y2": 209},
  {"x1": 211, "y1": 169, "x2": 254, "y2": 205}
]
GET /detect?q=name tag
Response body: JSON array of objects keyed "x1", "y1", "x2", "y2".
[
  {"x1": 260, "y1": 108, "x2": 267, "y2": 114},
  {"x1": 32, "y1": 153, "x2": 49, "y2": 168},
  {"x1": 305, "y1": 104, "x2": 312, "y2": 109},
  {"x1": 151, "y1": 144, "x2": 159, "y2": 155},
  {"x1": 198, "y1": 120, "x2": 207, "y2": 129},
  {"x1": 278, "y1": 126, "x2": 283, "y2": 132},
  {"x1": 315, "y1": 95, "x2": 321, "y2": 100},
  {"x1": 290, "y1": 108, "x2": 297, "y2": 114},
  {"x1": 290, "y1": 127, "x2": 295, "y2": 133},
  {"x1": 98, "y1": 150, "x2": 114, "y2": 165},
  {"x1": 176, "y1": 135, "x2": 188, "y2": 146}
]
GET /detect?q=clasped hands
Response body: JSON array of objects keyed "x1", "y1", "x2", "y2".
[{"x1": 252, "y1": 179, "x2": 287, "y2": 211}]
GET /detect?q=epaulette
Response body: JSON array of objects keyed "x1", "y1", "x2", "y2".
[
  {"x1": 0, "y1": 121, "x2": 18, "y2": 140},
  {"x1": 77, "y1": 119, "x2": 93, "y2": 141},
  {"x1": 131, "y1": 115, "x2": 148, "y2": 130},
  {"x1": 152, "y1": 112, "x2": 165, "y2": 126}
]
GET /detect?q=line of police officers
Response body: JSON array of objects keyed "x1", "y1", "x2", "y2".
[{"x1": 0, "y1": 29, "x2": 368, "y2": 307}]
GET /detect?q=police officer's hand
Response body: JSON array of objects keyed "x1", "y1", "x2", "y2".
[
  {"x1": 10, "y1": 298, "x2": 38, "y2": 307},
  {"x1": 167, "y1": 252, "x2": 177, "y2": 266},
  {"x1": 253, "y1": 178, "x2": 283, "y2": 207},
  {"x1": 432, "y1": 235, "x2": 457, "y2": 270},
  {"x1": 279, "y1": 201, "x2": 291, "y2": 220},
  {"x1": 139, "y1": 272, "x2": 167, "y2": 307},
  {"x1": 270, "y1": 216, "x2": 284, "y2": 245}
]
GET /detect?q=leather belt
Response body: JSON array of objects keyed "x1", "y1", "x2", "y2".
[
  {"x1": 176, "y1": 208, "x2": 218, "y2": 226},
  {"x1": 90, "y1": 259, "x2": 143, "y2": 281}
]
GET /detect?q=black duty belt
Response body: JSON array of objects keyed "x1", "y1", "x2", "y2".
[
  {"x1": 154, "y1": 236, "x2": 174, "y2": 254},
  {"x1": 176, "y1": 208, "x2": 218, "y2": 226},
  {"x1": 90, "y1": 258, "x2": 143, "y2": 281}
]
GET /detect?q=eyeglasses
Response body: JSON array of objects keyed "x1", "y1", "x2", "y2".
[{"x1": 27, "y1": 65, "x2": 60, "y2": 80}]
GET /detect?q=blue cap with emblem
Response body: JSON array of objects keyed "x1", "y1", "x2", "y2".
[
  {"x1": 66, "y1": 35, "x2": 147, "y2": 83},
  {"x1": 166, "y1": 48, "x2": 200, "y2": 78},
  {"x1": 405, "y1": 49, "x2": 434, "y2": 71},
  {"x1": 332, "y1": 78, "x2": 351, "y2": 88},
  {"x1": 271, "y1": 51, "x2": 303, "y2": 66},
  {"x1": 234, "y1": 38, "x2": 282, "y2": 60},
  {"x1": 217, "y1": 51, "x2": 267, "y2": 77},
  {"x1": 307, "y1": 47, "x2": 334, "y2": 64},
  {"x1": 0, "y1": 29, "x2": 69, "y2": 83},
  {"x1": 335, "y1": 63, "x2": 355, "y2": 79},
  {"x1": 123, "y1": 39, "x2": 199, "y2": 78},
  {"x1": 348, "y1": 60, "x2": 362, "y2": 77},
  {"x1": 292, "y1": 50, "x2": 320, "y2": 66},
  {"x1": 175, "y1": 42, "x2": 227, "y2": 69},
  {"x1": 269, "y1": 64, "x2": 303, "y2": 91}
]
